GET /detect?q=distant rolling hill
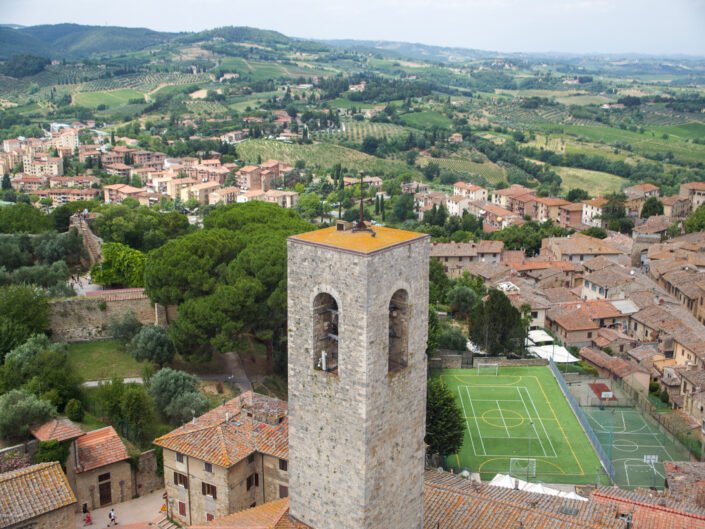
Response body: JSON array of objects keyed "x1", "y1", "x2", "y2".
[{"x1": 0, "y1": 23, "x2": 179, "y2": 59}]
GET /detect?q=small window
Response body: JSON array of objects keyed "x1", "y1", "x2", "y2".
[
  {"x1": 247, "y1": 454, "x2": 255, "y2": 464},
  {"x1": 178, "y1": 501, "x2": 186, "y2": 516},
  {"x1": 174, "y1": 472, "x2": 189, "y2": 489},
  {"x1": 587, "y1": 332, "x2": 592, "y2": 339},
  {"x1": 202, "y1": 482, "x2": 217, "y2": 499},
  {"x1": 246, "y1": 474, "x2": 254, "y2": 490},
  {"x1": 176, "y1": 452, "x2": 184, "y2": 463},
  {"x1": 204, "y1": 462, "x2": 213, "y2": 473},
  {"x1": 279, "y1": 485, "x2": 289, "y2": 498},
  {"x1": 98, "y1": 473, "x2": 110, "y2": 482},
  {"x1": 279, "y1": 459, "x2": 288, "y2": 472}
]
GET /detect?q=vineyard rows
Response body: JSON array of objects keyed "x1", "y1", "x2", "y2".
[
  {"x1": 79, "y1": 72, "x2": 212, "y2": 93},
  {"x1": 314, "y1": 120, "x2": 410, "y2": 144}
]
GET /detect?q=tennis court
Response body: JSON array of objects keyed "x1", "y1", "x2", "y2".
[
  {"x1": 585, "y1": 407, "x2": 692, "y2": 489},
  {"x1": 439, "y1": 366, "x2": 610, "y2": 485}
]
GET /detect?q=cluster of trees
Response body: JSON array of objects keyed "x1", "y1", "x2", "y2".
[
  {"x1": 144, "y1": 202, "x2": 312, "y2": 372},
  {"x1": 108, "y1": 312, "x2": 175, "y2": 367},
  {"x1": 0, "y1": 54, "x2": 50, "y2": 78},
  {"x1": 91, "y1": 204, "x2": 191, "y2": 252}
]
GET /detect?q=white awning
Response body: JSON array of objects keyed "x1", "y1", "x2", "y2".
[
  {"x1": 528, "y1": 329, "x2": 554, "y2": 345},
  {"x1": 488, "y1": 474, "x2": 587, "y2": 501},
  {"x1": 528, "y1": 345, "x2": 580, "y2": 363}
]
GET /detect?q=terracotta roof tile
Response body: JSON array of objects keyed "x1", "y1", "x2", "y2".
[
  {"x1": 31, "y1": 417, "x2": 84, "y2": 442},
  {"x1": 0, "y1": 462, "x2": 76, "y2": 527},
  {"x1": 154, "y1": 392, "x2": 288, "y2": 468},
  {"x1": 75, "y1": 426, "x2": 129, "y2": 473}
]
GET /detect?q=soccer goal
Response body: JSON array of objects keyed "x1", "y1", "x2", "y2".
[
  {"x1": 476, "y1": 362, "x2": 499, "y2": 376},
  {"x1": 509, "y1": 458, "x2": 537, "y2": 479}
]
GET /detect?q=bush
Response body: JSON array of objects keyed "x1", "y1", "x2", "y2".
[
  {"x1": 649, "y1": 381, "x2": 660, "y2": 394},
  {"x1": 660, "y1": 389, "x2": 670, "y2": 404},
  {"x1": 129, "y1": 325, "x2": 174, "y2": 367},
  {"x1": 34, "y1": 440, "x2": 69, "y2": 468},
  {"x1": 65, "y1": 399, "x2": 84, "y2": 422},
  {"x1": 437, "y1": 327, "x2": 467, "y2": 352},
  {"x1": 108, "y1": 311, "x2": 143, "y2": 344}
]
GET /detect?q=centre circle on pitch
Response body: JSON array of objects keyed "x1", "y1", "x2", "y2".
[
  {"x1": 482, "y1": 408, "x2": 525, "y2": 428},
  {"x1": 612, "y1": 439, "x2": 639, "y2": 452}
]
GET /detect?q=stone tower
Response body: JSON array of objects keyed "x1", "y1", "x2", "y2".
[{"x1": 287, "y1": 223, "x2": 429, "y2": 529}]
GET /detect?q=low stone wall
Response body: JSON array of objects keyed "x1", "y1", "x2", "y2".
[
  {"x1": 477, "y1": 357, "x2": 548, "y2": 367},
  {"x1": 49, "y1": 294, "x2": 166, "y2": 342},
  {"x1": 428, "y1": 352, "x2": 463, "y2": 370},
  {"x1": 134, "y1": 450, "x2": 164, "y2": 498}
]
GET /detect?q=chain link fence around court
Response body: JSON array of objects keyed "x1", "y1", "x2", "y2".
[
  {"x1": 548, "y1": 360, "x2": 616, "y2": 482},
  {"x1": 611, "y1": 377, "x2": 703, "y2": 459}
]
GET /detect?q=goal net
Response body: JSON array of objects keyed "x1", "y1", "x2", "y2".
[
  {"x1": 510, "y1": 458, "x2": 537, "y2": 479},
  {"x1": 476, "y1": 362, "x2": 499, "y2": 376}
]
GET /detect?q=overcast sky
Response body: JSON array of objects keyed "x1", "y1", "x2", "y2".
[{"x1": 2, "y1": 0, "x2": 704, "y2": 56}]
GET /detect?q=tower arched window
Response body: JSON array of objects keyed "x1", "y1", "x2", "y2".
[
  {"x1": 388, "y1": 289, "x2": 409, "y2": 373},
  {"x1": 313, "y1": 293, "x2": 339, "y2": 375}
]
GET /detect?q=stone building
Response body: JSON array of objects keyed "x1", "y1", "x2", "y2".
[
  {"x1": 287, "y1": 222, "x2": 430, "y2": 529},
  {"x1": 0, "y1": 462, "x2": 76, "y2": 529},
  {"x1": 73, "y1": 426, "x2": 133, "y2": 512},
  {"x1": 154, "y1": 392, "x2": 289, "y2": 526}
]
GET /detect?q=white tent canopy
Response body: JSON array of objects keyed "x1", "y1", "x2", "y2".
[
  {"x1": 488, "y1": 474, "x2": 587, "y2": 501},
  {"x1": 527, "y1": 329, "x2": 554, "y2": 346},
  {"x1": 528, "y1": 345, "x2": 580, "y2": 363}
]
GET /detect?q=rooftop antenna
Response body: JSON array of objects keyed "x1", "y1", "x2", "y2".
[{"x1": 353, "y1": 171, "x2": 374, "y2": 235}]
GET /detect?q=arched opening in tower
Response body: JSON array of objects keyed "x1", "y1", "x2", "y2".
[
  {"x1": 313, "y1": 292, "x2": 339, "y2": 374},
  {"x1": 388, "y1": 289, "x2": 409, "y2": 373}
]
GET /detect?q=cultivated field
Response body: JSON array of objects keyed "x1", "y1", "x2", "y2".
[
  {"x1": 555, "y1": 166, "x2": 625, "y2": 195},
  {"x1": 73, "y1": 89, "x2": 144, "y2": 108},
  {"x1": 236, "y1": 139, "x2": 420, "y2": 176}
]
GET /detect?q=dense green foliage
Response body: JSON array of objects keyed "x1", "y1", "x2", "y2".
[
  {"x1": 426, "y1": 378, "x2": 465, "y2": 457},
  {"x1": 91, "y1": 205, "x2": 190, "y2": 252},
  {"x1": 129, "y1": 326, "x2": 175, "y2": 367},
  {"x1": 147, "y1": 203, "x2": 311, "y2": 364},
  {"x1": 0, "y1": 389, "x2": 56, "y2": 440},
  {"x1": 0, "y1": 286, "x2": 49, "y2": 358},
  {"x1": 0, "y1": 204, "x2": 52, "y2": 234},
  {"x1": 34, "y1": 440, "x2": 70, "y2": 468},
  {"x1": 685, "y1": 205, "x2": 705, "y2": 234},
  {"x1": 149, "y1": 368, "x2": 207, "y2": 425},
  {"x1": 0, "y1": 54, "x2": 49, "y2": 77},
  {"x1": 91, "y1": 242, "x2": 146, "y2": 287},
  {"x1": 469, "y1": 289, "x2": 525, "y2": 355},
  {"x1": 640, "y1": 197, "x2": 664, "y2": 219}
]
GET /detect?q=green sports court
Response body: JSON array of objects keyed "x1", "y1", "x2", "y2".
[
  {"x1": 438, "y1": 366, "x2": 610, "y2": 485},
  {"x1": 584, "y1": 407, "x2": 691, "y2": 489}
]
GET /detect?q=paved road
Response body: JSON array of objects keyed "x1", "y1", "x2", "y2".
[
  {"x1": 75, "y1": 488, "x2": 165, "y2": 529},
  {"x1": 82, "y1": 377, "x2": 143, "y2": 388}
]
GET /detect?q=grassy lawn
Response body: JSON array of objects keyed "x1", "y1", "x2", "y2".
[
  {"x1": 555, "y1": 166, "x2": 625, "y2": 195},
  {"x1": 73, "y1": 89, "x2": 144, "y2": 108},
  {"x1": 417, "y1": 155, "x2": 507, "y2": 184},
  {"x1": 400, "y1": 110, "x2": 453, "y2": 129},
  {"x1": 66, "y1": 340, "x2": 145, "y2": 381},
  {"x1": 438, "y1": 366, "x2": 609, "y2": 485}
]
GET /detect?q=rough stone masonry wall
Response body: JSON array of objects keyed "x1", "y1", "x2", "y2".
[
  {"x1": 49, "y1": 296, "x2": 165, "y2": 342},
  {"x1": 287, "y1": 235, "x2": 428, "y2": 529},
  {"x1": 134, "y1": 450, "x2": 164, "y2": 498}
]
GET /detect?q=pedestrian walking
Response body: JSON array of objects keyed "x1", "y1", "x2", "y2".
[{"x1": 108, "y1": 508, "x2": 118, "y2": 526}]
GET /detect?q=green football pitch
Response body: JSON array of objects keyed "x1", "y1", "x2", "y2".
[
  {"x1": 584, "y1": 407, "x2": 691, "y2": 489},
  {"x1": 438, "y1": 367, "x2": 610, "y2": 485}
]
